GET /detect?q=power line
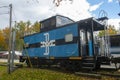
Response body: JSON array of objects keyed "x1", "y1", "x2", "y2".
[
  {"x1": 26, "y1": 0, "x2": 37, "y2": 6},
  {"x1": 0, "y1": 5, "x2": 9, "y2": 15},
  {"x1": 0, "y1": 6, "x2": 9, "y2": 8},
  {"x1": 32, "y1": 0, "x2": 39, "y2": 6},
  {"x1": 0, "y1": 12, "x2": 9, "y2": 15},
  {"x1": 35, "y1": 0, "x2": 39, "y2": 3},
  {"x1": 27, "y1": 0, "x2": 40, "y2": 6},
  {"x1": 32, "y1": 0, "x2": 39, "y2": 4}
]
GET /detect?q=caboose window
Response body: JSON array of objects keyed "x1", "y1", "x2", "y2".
[
  {"x1": 65, "y1": 34, "x2": 73, "y2": 42},
  {"x1": 110, "y1": 36, "x2": 120, "y2": 47},
  {"x1": 80, "y1": 30, "x2": 86, "y2": 44},
  {"x1": 56, "y1": 16, "x2": 74, "y2": 27},
  {"x1": 51, "y1": 19, "x2": 56, "y2": 26},
  {"x1": 41, "y1": 24, "x2": 44, "y2": 29}
]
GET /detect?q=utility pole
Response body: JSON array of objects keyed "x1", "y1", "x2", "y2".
[
  {"x1": 8, "y1": 4, "x2": 12, "y2": 74},
  {"x1": 11, "y1": 21, "x2": 16, "y2": 71}
]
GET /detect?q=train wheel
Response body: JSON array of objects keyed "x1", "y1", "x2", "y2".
[
  {"x1": 65, "y1": 61, "x2": 76, "y2": 71},
  {"x1": 95, "y1": 62, "x2": 101, "y2": 70}
]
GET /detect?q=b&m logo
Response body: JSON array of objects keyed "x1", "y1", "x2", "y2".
[{"x1": 41, "y1": 33, "x2": 55, "y2": 55}]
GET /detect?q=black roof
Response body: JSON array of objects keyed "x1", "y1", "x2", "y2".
[
  {"x1": 78, "y1": 17, "x2": 105, "y2": 31},
  {"x1": 40, "y1": 15, "x2": 75, "y2": 23}
]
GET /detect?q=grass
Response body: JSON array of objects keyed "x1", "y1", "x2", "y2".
[
  {"x1": 0, "y1": 66, "x2": 92, "y2": 80},
  {"x1": 0, "y1": 65, "x2": 119, "y2": 80}
]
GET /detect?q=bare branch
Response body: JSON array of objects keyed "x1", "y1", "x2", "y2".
[
  {"x1": 53, "y1": 0, "x2": 73, "y2": 7},
  {"x1": 53, "y1": 0, "x2": 62, "y2": 7}
]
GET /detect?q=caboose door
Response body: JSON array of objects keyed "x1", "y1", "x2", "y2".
[
  {"x1": 80, "y1": 29, "x2": 87, "y2": 56},
  {"x1": 80, "y1": 29, "x2": 93, "y2": 57},
  {"x1": 87, "y1": 30, "x2": 93, "y2": 56}
]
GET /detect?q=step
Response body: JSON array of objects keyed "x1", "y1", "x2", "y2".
[
  {"x1": 83, "y1": 57, "x2": 94, "y2": 60},
  {"x1": 82, "y1": 63, "x2": 95, "y2": 65},
  {"x1": 82, "y1": 58, "x2": 95, "y2": 63},
  {"x1": 82, "y1": 63, "x2": 95, "y2": 67},
  {"x1": 82, "y1": 66, "x2": 94, "y2": 70},
  {"x1": 82, "y1": 57, "x2": 96, "y2": 70},
  {"x1": 82, "y1": 60, "x2": 95, "y2": 63},
  {"x1": 84, "y1": 56, "x2": 94, "y2": 58},
  {"x1": 101, "y1": 62, "x2": 110, "y2": 65}
]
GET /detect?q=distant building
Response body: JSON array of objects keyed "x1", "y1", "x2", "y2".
[
  {"x1": 0, "y1": 51, "x2": 22, "y2": 59},
  {"x1": 0, "y1": 51, "x2": 7, "y2": 58}
]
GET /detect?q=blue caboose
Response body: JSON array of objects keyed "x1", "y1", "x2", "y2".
[{"x1": 20, "y1": 15, "x2": 109, "y2": 70}]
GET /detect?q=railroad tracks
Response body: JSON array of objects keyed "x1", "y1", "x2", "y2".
[
  {"x1": 38, "y1": 65, "x2": 120, "y2": 79},
  {"x1": 44, "y1": 66, "x2": 120, "y2": 79},
  {"x1": 1, "y1": 62, "x2": 120, "y2": 79},
  {"x1": 75, "y1": 71, "x2": 120, "y2": 79}
]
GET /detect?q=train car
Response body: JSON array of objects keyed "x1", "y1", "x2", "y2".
[
  {"x1": 20, "y1": 15, "x2": 109, "y2": 70},
  {"x1": 109, "y1": 34, "x2": 120, "y2": 57},
  {"x1": 109, "y1": 34, "x2": 120, "y2": 63}
]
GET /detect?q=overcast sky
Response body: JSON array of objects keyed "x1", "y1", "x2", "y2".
[{"x1": 0, "y1": 0, "x2": 120, "y2": 29}]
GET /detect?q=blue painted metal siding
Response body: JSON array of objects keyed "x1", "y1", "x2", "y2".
[
  {"x1": 88, "y1": 40, "x2": 93, "y2": 56},
  {"x1": 50, "y1": 44, "x2": 79, "y2": 57},
  {"x1": 24, "y1": 23, "x2": 78, "y2": 44},
  {"x1": 24, "y1": 44, "x2": 78, "y2": 57},
  {"x1": 23, "y1": 23, "x2": 79, "y2": 58}
]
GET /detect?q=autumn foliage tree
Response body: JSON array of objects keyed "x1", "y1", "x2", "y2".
[
  {"x1": 15, "y1": 21, "x2": 40, "y2": 51},
  {"x1": 98, "y1": 25, "x2": 117, "y2": 37},
  {"x1": 0, "y1": 21, "x2": 40, "y2": 51},
  {"x1": 0, "y1": 29, "x2": 8, "y2": 50},
  {"x1": 31, "y1": 21, "x2": 40, "y2": 33}
]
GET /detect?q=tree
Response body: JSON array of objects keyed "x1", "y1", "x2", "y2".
[
  {"x1": 2, "y1": 27, "x2": 11, "y2": 50},
  {"x1": 0, "y1": 28, "x2": 9, "y2": 50},
  {"x1": 0, "y1": 20, "x2": 41, "y2": 51},
  {"x1": 26, "y1": 20, "x2": 31, "y2": 34},
  {"x1": 31, "y1": 21, "x2": 40, "y2": 33},
  {"x1": 108, "y1": 25, "x2": 117, "y2": 35},
  {"x1": 98, "y1": 25, "x2": 117, "y2": 37},
  {"x1": 16, "y1": 21, "x2": 26, "y2": 37},
  {"x1": 15, "y1": 21, "x2": 27, "y2": 51},
  {"x1": 15, "y1": 20, "x2": 40, "y2": 50}
]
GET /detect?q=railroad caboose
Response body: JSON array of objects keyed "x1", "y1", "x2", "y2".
[{"x1": 20, "y1": 15, "x2": 109, "y2": 70}]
